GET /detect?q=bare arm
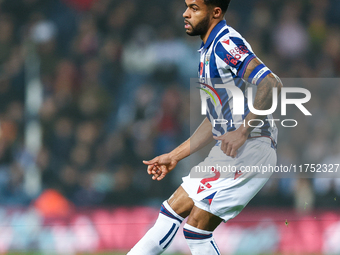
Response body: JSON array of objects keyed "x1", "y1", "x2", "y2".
[
  {"x1": 214, "y1": 58, "x2": 283, "y2": 157},
  {"x1": 240, "y1": 58, "x2": 282, "y2": 134},
  {"x1": 144, "y1": 117, "x2": 213, "y2": 180},
  {"x1": 169, "y1": 117, "x2": 213, "y2": 162}
]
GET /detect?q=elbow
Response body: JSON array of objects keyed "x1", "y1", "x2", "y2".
[
  {"x1": 276, "y1": 79, "x2": 283, "y2": 95},
  {"x1": 271, "y1": 72, "x2": 283, "y2": 94}
]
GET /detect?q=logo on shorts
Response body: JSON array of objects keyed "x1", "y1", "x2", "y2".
[
  {"x1": 234, "y1": 169, "x2": 243, "y2": 180},
  {"x1": 197, "y1": 167, "x2": 220, "y2": 194}
]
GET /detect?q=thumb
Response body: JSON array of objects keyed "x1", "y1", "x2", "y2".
[{"x1": 143, "y1": 157, "x2": 158, "y2": 165}]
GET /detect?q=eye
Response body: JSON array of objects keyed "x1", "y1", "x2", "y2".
[{"x1": 192, "y1": 7, "x2": 198, "y2": 11}]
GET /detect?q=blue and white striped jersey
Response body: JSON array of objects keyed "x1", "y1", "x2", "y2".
[{"x1": 198, "y1": 20, "x2": 278, "y2": 147}]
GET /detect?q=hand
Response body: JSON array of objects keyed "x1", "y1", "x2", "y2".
[
  {"x1": 143, "y1": 154, "x2": 178, "y2": 181},
  {"x1": 213, "y1": 128, "x2": 248, "y2": 158}
]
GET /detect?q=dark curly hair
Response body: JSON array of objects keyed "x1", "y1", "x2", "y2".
[{"x1": 204, "y1": 0, "x2": 231, "y2": 13}]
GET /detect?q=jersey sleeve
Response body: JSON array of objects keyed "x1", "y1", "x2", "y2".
[{"x1": 214, "y1": 36, "x2": 256, "y2": 79}]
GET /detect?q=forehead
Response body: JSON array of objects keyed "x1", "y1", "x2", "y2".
[{"x1": 185, "y1": 0, "x2": 206, "y2": 7}]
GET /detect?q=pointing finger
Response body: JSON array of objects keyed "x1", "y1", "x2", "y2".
[{"x1": 143, "y1": 157, "x2": 158, "y2": 165}]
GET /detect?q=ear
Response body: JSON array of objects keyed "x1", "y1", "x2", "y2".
[{"x1": 212, "y1": 7, "x2": 223, "y2": 19}]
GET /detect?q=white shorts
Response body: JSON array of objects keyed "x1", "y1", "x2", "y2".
[{"x1": 181, "y1": 137, "x2": 277, "y2": 222}]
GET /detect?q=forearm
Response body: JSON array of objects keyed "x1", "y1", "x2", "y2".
[
  {"x1": 189, "y1": 117, "x2": 214, "y2": 154},
  {"x1": 169, "y1": 117, "x2": 213, "y2": 162},
  {"x1": 239, "y1": 73, "x2": 282, "y2": 135}
]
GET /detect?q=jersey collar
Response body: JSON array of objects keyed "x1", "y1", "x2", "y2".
[{"x1": 199, "y1": 20, "x2": 227, "y2": 51}]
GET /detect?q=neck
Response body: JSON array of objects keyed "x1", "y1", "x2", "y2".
[{"x1": 201, "y1": 19, "x2": 223, "y2": 44}]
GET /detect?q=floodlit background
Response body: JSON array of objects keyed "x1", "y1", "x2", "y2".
[{"x1": 0, "y1": 0, "x2": 339, "y2": 254}]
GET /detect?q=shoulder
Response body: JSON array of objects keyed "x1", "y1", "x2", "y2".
[
  {"x1": 213, "y1": 26, "x2": 254, "y2": 63},
  {"x1": 211, "y1": 26, "x2": 257, "y2": 77},
  {"x1": 215, "y1": 26, "x2": 252, "y2": 51}
]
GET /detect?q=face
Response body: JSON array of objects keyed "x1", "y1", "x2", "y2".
[{"x1": 183, "y1": 0, "x2": 212, "y2": 36}]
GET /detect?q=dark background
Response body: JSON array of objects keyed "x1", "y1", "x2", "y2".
[{"x1": 0, "y1": 0, "x2": 339, "y2": 213}]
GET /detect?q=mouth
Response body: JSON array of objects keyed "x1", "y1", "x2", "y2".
[{"x1": 184, "y1": 20, "x2": 191, "y2": 29}]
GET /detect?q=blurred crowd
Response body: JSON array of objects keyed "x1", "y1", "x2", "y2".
[{"x1": 0, "y1": 0, "x2": 339, "y2": 210}]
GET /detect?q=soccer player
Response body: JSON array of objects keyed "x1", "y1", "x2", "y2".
[{"x1": 127, "y1": 0, "x2": 282, "y2": 254}]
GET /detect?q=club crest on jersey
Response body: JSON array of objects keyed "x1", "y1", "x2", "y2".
[{"x1": 205, "y1": 53, "x2": 210, "y2": 65}]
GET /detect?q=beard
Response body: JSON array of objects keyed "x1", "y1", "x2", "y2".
[{"x1": 186, "y1": 15, "x2": 210, "y2": 36}]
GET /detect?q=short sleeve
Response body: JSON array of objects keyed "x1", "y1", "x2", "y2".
[{"x1": 214, "y1": 36, "x2": 256, "y2": 79}]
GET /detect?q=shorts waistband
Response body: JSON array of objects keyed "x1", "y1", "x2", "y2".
[
  {"x1": 215, "y1": 135, "x2": 277, "y2": 149},
  {"x1": 247, "y1": 136, "x2": 277, "y2": 149}
]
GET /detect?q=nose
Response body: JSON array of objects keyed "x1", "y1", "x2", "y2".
[{"x1": 183, "y1": 7, "x2": 190, "y2": 18}]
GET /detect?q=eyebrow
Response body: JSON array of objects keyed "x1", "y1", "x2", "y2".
[{"x1": 186, "y1": 3, "x2": 200, "y2": 8}]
